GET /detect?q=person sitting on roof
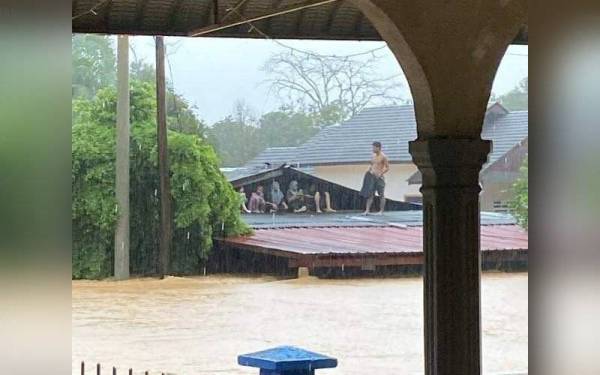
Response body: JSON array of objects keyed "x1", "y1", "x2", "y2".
[
  {"x1": 239, "y1": 186, "x2": 251, "y2": 214},
  {"x1": 248, "y1": 185, "x2": 275, "y2": 213},
  {"x1": 306, "y1": 182, "x2": 336, "y2": 213},
  {"x1": 286, "y1": 180, "x2": 308, "y2": 213},
  {"x1": 270, "y1": 181, "x2": 288, "y2": 211}
]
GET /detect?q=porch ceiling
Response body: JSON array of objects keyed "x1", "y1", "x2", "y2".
[{"x1": 72, "y1": 0, "x2": 528, "y2": 43}]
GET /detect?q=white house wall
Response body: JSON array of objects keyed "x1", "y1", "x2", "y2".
[{"x1": 312, "y1": 163, "x2": 421, "y2": 202}]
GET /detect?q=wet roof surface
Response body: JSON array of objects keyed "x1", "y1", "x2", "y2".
[
  {"x1": 241, "y1": 210, "x2": 517, "y2": 229},
  {"x1": 223, "y1": 210, "x2": 527, "y2": 255},
  {"x1": 224, "y1": 224, "x2": 528, "y2": 255}
]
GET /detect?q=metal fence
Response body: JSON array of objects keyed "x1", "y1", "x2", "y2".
[{"x1": 80, "y1": 362, "x2": 168, "y2": 375}]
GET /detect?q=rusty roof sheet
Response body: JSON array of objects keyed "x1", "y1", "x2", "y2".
[{"x1": 223, "y1": 224, "x2": 528, "y2": 255}]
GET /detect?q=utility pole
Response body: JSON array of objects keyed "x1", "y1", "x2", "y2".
[
  {"x1": 114, "y1": 35, "x2": 130, "y2": 280},
  {"x1": 155, "y1": 36, "x2": 172, "y2": 278}
]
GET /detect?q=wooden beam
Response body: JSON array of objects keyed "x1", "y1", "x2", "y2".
[
  {"x1": 294, "y1": 8, "x2": 305, "y2": 35},
  {"x1": 198, "y1": 0, "x2": 214, "y2": 29},
  {"x1": 188, "y1": 0, "x2": 340, "y2": 37},
  {"x1": 213, "y1": 0, "x2": 219, "y2": 24},
  {"x1": 155, "y1": 36, "x2": 173, "y2": 278},
  {"x1": 135, "y1": 0, "x2": 148, "y2": 30},
  {"x1": 168, "y1": 0, "x2": 186, "y2": 31},
  {"x1": 265, "y1": 0, "x2": 286, "y2": 33},
  {"x1": 325, "y1": 0, "x2": 342, "y2": 34},
  {"x1": 352, "y1": 10, "x2": 363, "y2": 34},
  {"x1": 220, "y1": 0, "x2": 252, "y2": 23},
  {"x1": 290, "y1": 254, "x2": 424, "y2": 268},
  {"x1": 230, "y1": 168, "x2": 284, "y2": 188},
  {"x1": 72, "y1": 0, "x2": 80, "y2": 17},
  {"x1": 214, "y1": 240, "x2": 302, "y2": 260},
  {"x1": 103, "y1": 0, "x2": 113, "y2": 29}
]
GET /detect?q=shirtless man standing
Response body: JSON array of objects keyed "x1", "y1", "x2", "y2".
[{"x1": 360, "y1": 141, "x2": 390, "y2": 215}]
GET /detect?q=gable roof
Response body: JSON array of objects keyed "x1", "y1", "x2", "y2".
[
  {"x1": 481, "y1": 110, "x2": 528, "y2": 164},
  {"x1": 249, "y1": 103, "x2": 528, "y2": 168},
  {"x1": 407, "y1": 110, "x2": 528, "y2": 184},
  {"x1": 296, "y1": 105, "x2": 417, "y2": 165},
  {"x1": 229, "y1": 165, "x2": 421, "y2": 211}
]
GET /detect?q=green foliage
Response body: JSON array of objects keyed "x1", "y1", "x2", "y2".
[
  {"x1": 310, "y1": 103, "x2": 347, "y2": 126},
  {"x1": 509, "y1": 157, "x2": 528, "y2": 230},
  {"x1": 131, "y1": 60, "x2": 208, "y2": 136},
  {"x1": 72, "y1": 34, "x2": 116, "y2": 99},
  {"x1": 72, "y1": 81, "x2": 249, "y2": 279},
  {"x1": 72, "y1": 124, "x2": 118, "y2": 278},
  {"x1": 259, "y1": 110, "x2": 319, "y2": 148},
  {"x1": 206, "y1": 116, "x2": 262, "y2": 167},
  {"x1": 72, "y1": 37, "x2": 206, "y2": 135},
  {"x1": 207, "y1": 107, "x2": 320, "y2": 167}
]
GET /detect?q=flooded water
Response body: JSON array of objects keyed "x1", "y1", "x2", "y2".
[{"x1": 72, "y1": 273, "x2": 527, "y2": 375}]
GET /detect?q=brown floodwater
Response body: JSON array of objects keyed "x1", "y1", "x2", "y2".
[{"x1": 72, "y1": 273, "x2": 527, "y2": 375}]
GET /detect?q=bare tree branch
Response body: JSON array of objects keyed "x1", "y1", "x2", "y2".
[{"x1": 262, "y1": 49, "x2": 406, "y2": 124}]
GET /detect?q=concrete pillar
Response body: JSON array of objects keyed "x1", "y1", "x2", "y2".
[
  {"x1": 410, "y1": 139, "x2": 490, "y2": 375},
  {"x1": 114, "y1": 35, "x2": 130, "y2": 280},
  {"x1": 349, "y1": 1, "x2": 526, "y2": 373}
]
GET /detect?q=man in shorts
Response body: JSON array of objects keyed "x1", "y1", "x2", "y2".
[{"x1": 360, "y1": 141, "x2": 389, "y2": 215}]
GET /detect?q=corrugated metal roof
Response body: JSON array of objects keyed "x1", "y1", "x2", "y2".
[
  {"x1": 242, "y1": 210, "x2": 516, "y2": 228},
  {"x1": 223, "y1": 224, "x2": 528, "y2": 255}
]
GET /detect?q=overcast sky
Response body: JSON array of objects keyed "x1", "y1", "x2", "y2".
[{"x1": 130, "y1": 37, "x2": 528, "y2": 124}]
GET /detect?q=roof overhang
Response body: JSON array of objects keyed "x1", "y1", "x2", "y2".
[{"x1": 72, "y1": 0, "x2": 528, "y2": 44}]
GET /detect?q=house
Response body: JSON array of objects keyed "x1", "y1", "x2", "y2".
[
  {"x1": 229, "y1": 164, "x2": 421, "y2": 212},
  {"x1": 243, "y1": 103, "x2": 528, "y2": 211},
  {"x1": 214, "y1": 210, "x2": 528, "y2": 278},
  {"x1": 407, "y1": 104, "x2": 529, "y2": 210}
]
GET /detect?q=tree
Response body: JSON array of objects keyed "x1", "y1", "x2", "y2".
[
  {"x1": 131, "y1": 59, "x2": 207, "y2": 136},
  {"x1": 206, "y1": 104, "x2": 321, "y2": 167},
  {"x1": 207, "y1": 116, "x2": 262, "y2": 167},
  {"x1": 498, "y1": 77, "x2": 528, "y2": 111},
  {"x1": 262, "y1": 49, "x2": 405, "y2": 125},
  {"x1": 258, "y1": 109, "x2": 319, "y2": 148},
  {"x1": 73, "y1": 37, "x2": 205, "y2": 135},
  {"x1": 72, "y1": 81, "x2": 249, "y2": 279},
  {"x1": 509, "y1": 157, "x2": 528, "y2": 230},
  {"x1": 72, "y1": 34, "x2": 116, "y2": 99}
]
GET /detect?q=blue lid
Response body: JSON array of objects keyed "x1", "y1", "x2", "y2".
[{"x1": 238, "y1": 346, "x2": 338, "y2": 371}]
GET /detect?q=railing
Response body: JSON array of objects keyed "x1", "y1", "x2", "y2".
[
  {"x1": 80, "y1": 362, "x2": 166, "y2": 375},
  {"x1": 81, "y1": 346, "x2": 337, "y2": 375}
]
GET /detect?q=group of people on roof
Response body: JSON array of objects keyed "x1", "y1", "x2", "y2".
[
  {"x1": 239, "y1": 141, "x2": 390, "y2": 216},
  {"x1": 239, "y1": 180, "x2": 336, "y2": 214}
]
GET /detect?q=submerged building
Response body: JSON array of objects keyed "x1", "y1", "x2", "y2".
[{"x1": 241, "y1": 103, "x2": 528, "y2": 211}]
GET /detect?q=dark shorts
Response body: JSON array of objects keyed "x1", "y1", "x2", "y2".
[
  {"x1": 360, "y1": 172, "x2": 385, "y2": 198},
  {"x1": 287, "y1": 196, "x2": 306, "y2": 211}
]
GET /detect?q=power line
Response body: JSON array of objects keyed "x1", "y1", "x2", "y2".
[{"x1": 225, "y1": 7, "x2": 389, "y2": 59}]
